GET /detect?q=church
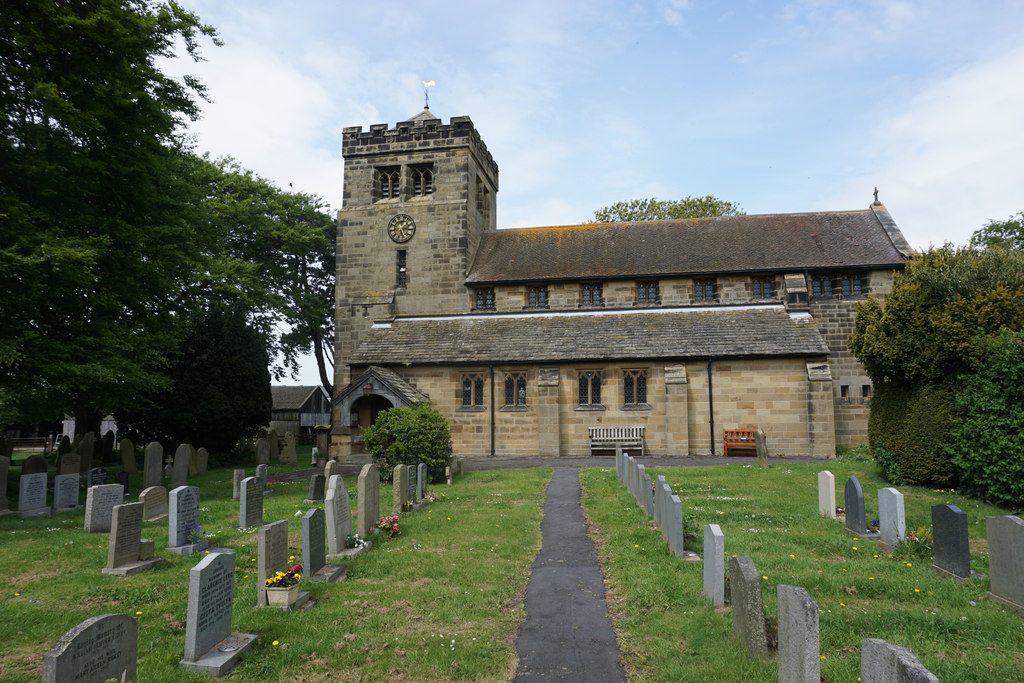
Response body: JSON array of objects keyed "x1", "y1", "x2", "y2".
[{"x1": 329, "y1": 111, "x2": 913, "y2": 460}]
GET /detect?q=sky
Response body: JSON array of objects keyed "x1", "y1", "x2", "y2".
[{"x1": 163, "y1": 0, "x2": 1024, "y2": 386}]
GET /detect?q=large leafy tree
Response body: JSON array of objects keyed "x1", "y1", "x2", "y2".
[
  {"x1": 590, "y1": 195, "x2": 744, "y2": 223},
  {"x1": 0, "y1": 1, "x2": 219, "y2": 429},
  {"x1": 971, "y1": 210, "x2": 1024, "y2": 251}
]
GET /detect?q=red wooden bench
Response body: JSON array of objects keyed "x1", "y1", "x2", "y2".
[{"x1": 723, "y1": 429, "x2": 758, "y2": 457}]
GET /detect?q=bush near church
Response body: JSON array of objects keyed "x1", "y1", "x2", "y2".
[{"x1": 364, "y1": 402, "x2": 453, "y2": 484}]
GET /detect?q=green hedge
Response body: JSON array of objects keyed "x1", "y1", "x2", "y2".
[
  {"x1": 868, "y1": 381, "x2": 957, "y2": 487},
  {"x1": 364, "y1": 402, "x2": 453, "y2": 484}
]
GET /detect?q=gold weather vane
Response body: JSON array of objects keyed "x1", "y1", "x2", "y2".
[{"x1": 422, "y1": 80, "x2": 435, "y2": 109}]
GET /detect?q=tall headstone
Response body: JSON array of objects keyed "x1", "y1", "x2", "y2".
[
  {"x1": 777, "y1": 585, "x2": 820, "y2": 683},
  {"x1": 57, "y1": 452, "x2": 80, "y2": 476},
  {"x1": 357, "y1": 463, "x2": 380, "y2": 537},
  {"x1": 641, "y1": 472, "x2": 654, "y2": 516},
  {"x1": 41, "y1": 613, "x2": 138, "y2": 683},
  {"x1": 932, "y1": 503, "x2": 970, "y2": 579},
  {"x1": 53, "y1": 473, "x2": 81, "y2": 511},
  {"x1": 102, "y1": 502, "x2": 160, "y2": 576},
  {"x1": 615, "y1": 445, "x2": 623, "y2": 480},
  {"x1": 635, "y1": 463, "x2": 647, "y2": 507},
  {"x1": 878, "y1": 487, "x2": 906, "y2": 552},
  {"x1": 77, "y1": 432, "x2": 95, "y2": 474},
  {"x1": 280, "y1": 432, "x2": 298, "y2": 465},
  {"x1": 84, "y1": 484, "x2": 124, "y2": 532},
  {"x1": 417, "y1": 462, "x2": 427, "y2": 500},
  {"x1": 232, "y1": 469, "x2": 244, "y2": 500},
  {"x1": 143, "y1": 442, "x2": 163, "y2": 488},
  {"x1": 303, "y1": 508, "x2": 345, "y2": 582},
  {"x1": 657, "y1": 481, "x2": 672, "y2": 543},
  {"x1": 139, "y1": 485, "x2": 168, "y2": 522},
  {"x1": 170, "y1": 443, "x2": 193, "y2": 489},
  {"x1": 729, "y1": 555, "x2": 769, "y2": 660},
  {"x1": 239, "y1": 477, "x2": 263, "y2": 528},
  {"x1": 18, "y1": 471, "x2": 51, "y2": 518},
  {"x1": 86, "y1": 466, "x2": 107, "y2": 488},
  {"x1": 393, "y1": 463, "x2": 408, "y2": 515},
  {"x1": 257, "y1": 520, "x2": 310, "y2": 609},
  {"x1": 101, "y1": 430, "x2": 115, "y2": 463},
  {"x1": 860, "y1": 638, "x2": 939, "y2": 682},
  {"x1": 703, "y1": 524, "x2": 725, "y2": 607},
  {"x1": 255, "y1": 463, "x2": 269, "y2": 495},
  {"x1": 168, "y1": 486, "x2": 208, "y2": 555},
  {"x1": 180, "y1": 551, "x2": 257, "y2": 676},
  {"x1": 119, "y1": 438, "x2": 138, "y2": 475},
  {"x1": 255, "y1": 437, "x2": 270, "y2": 465},
  {"x1": 986, "y1": 515, "x2": 1024, "y2": 615},
  {"x1": 754, "y1": 428, "x2": 768, "y2": 468},
  {"x1": 844, "y1": 475, "x2": 867, "y2": 535},
  {"x1": 653, "y1": 475, "x2": 666, "y2": 527},
  {"x1": 326, "y1": 475, "x2": 355, "y2": 558},
  {"x1": 195, "y1": 447, "x2": 209, "y2": 475},
  {"x1": 817, "y1": 470, "x2": 836, "y2": 518},
  {"x1": 406, "y1": 464, "x2": 416, "y2": 505},
  {"x1": 315, "y1": 427, "x2": 330, "y2": 460},
  {"x1": 22, "y1": 453, "x2": 48, "y2": 474},
  {"x1": 667, "y1": 494, "x2": 685, "y2": 558},
  {"x1": 0, "y1": 457, "x2": 12, "y2": 518}
]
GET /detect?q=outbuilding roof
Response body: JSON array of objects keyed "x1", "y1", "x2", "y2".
[{"x1": 271, "y1": 385, "x2": 326, "y2": 412}]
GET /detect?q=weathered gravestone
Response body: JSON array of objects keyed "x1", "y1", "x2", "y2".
[
  {"x1": 119, "y1": 438, "x2": 138, "y2": 475},
  {"x1": 818, "y1": 470, "x2": 836, "y2": 518},
  {"x1": 18, "y1": 471, "x2": 51, "y2": 518},
  {"x1": 168, "y1": 485, "x2": 208, "y2": 555},
  {"x1": 179, "y1": 551, "x2": 257, "y2": 676},
  {"x1": 326, "y1": 474, "x2": 364, "y2": 559},
  {"x1": 777, "y1": 585, "x2": 819, "y2": 683},
  {"x1": 357, "y1": 463, "x2": 380, "y2": 538},
  {"x1": 84, "y1": 484, "x2": 124, "y2": 532},
  {"x1": 257, "y1": 519, "x2": 310, "y2": 609},
  {"x1": 860, "y1": 638, "x2": 939, "y2": 682},
  {"x1": 102, "y1": 502, "x2": 160, "y2": 576},
  {"x1": 754, "y1": 428, "x2": 768, "y2": 468},
  {"x1": 878, "y1": 487, "x2": 906, "y2": 552},
  {"x1": 417, "y1": 463, "x2": 427, "y2": 500},
  {"x1": 986, "y1": 515, "x2": 1024, "y2": 615},
  {"x1": 268, "y1": 429, "x2": 280, "y2": 462},
  {"x1": 139, "y1": 485, "x2": 168, "y2": 522},
  {"x1": 170, "y1": 443, "x2": 193, "y2": 489},
  {"x1": 932, "y1": 503, "x2": 971, "y2": 580},
  {"x1": 143, "y1": 442, "x2": 163, "y2": 488},
  {"x1": 406, "y1": 464, "x2": 416, "y2": 505},
  {"x1": 77, "y1": 432, "x2": 95, "y2": 474},
  {"x1": 195, "y1": 447, "x2": 209, "y2": 475},
  {"x1": 239, "y1": 477, "x2": 263, "y2": 528},
  {"x1": 255, "y1": 463, "x2": 269, "y2": 496},
  {"x1": 305, "y1": 474, "x2": 326, "y2": 504},
  {"x1": 641, "y1": 471, "x2": 654, "y2": 516},
  {"x1": 255, "y1": 437, "x2": 270, "y2": 466},
  {"x1": 303, "y1": 508, "x2": 345, "y2": 582},
  {"x1": 53, "y1": 473, "x2": 81, "y2": 512},
  {"x1": 86, "y1": 466, "x2": 107, "y2": 489},
  {"x1": 22, "y1": 452, "x2": 48, "y2": 475},
  {"x1": 114, "y1": 471, "x2": 130, "y2": 499},
  {"x1": 324, "y1": 460, "x2": 339, "y2": 482},
  {"x1": 41, "y1": 613, "x2": 137, "y2": 683},
  {"x1": 57, "y1": 452, "x2": 80, "y2": 476},
  {"x1": 703, "y1": 524, "x2": 725, "y2": 607},
  {"x1": 730, "y1": 555, "x2": 769, "y2": 660},
  {"x1": 393, "y1": 464, "x2": 408, "y2": 515},
  {"x1": 280, "y1": 432, "x2": 298, "y2": 465},
  {"x1": 0, "y1": 457, "x2": 12, "y2": 518},
  {"x1": 232, "y1": 469, "x2": 244, "y2": 501},
  {"x1": 845, "y1": 475, "x2": 874, "y2": 537},
  {"x1": 315, "y1": 427, "x2": 330, "y2": 460},
  {"x1": 310, "y1": 446, "x2": 319, "y2": 465},
  {"x1": 57, "y1": 434, "x2": 71, "y2": 458}
]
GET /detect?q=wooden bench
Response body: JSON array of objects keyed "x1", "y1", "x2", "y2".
[
  {"x1": 589, "y1": 426, "x2": 645, "y2": 456},
  {"x1": 723, "y1": 429, "x2": 758, "y2": 457}
]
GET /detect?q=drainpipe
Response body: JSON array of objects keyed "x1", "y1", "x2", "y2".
[
  {"x1": 707, "y1": 359, "x2": 716, "y2": 455},
  {"x1": 489, "y1": 365, "x2": 496, "y2": 457}
]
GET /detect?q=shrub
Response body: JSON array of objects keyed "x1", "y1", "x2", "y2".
[
  {"x1": 868, "y1": 381, "x2": 957, "y2": 487},
  {"x1": 363, "y1": 402, "x2": 453, "y2": 484}
]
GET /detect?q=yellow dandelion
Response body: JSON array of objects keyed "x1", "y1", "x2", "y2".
[
  {"x1": 272, "y1": 640, "x2": 279, "y2": 646},
  {"x1": 136, "y1": 611, "x2": 142, "y2": 615},
  {"x1": 840, "y1": 602, "x2": 846, "y2": 606},
  {"x1": 914, "y1": 588, "x2": 920, "y2": 592},
  {"x1": 852, "y1": 546, "x2": 858, "y2": 550},
  {"x1": 762, "y1": 575, "x2": 768, "y2": 580},
  {"x1": 14, "y1": 592, "x2": 20, "y2": 596},
  {"x1": 869, "y1": 577, "x2": 874, "y2": 580},
  {"x1": 789, "y1": 554, "x2": 795, "y2": 559}
]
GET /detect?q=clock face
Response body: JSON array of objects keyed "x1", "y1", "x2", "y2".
[{"x1": 387, "y1": 214, "x2": 416, "y2": 243}]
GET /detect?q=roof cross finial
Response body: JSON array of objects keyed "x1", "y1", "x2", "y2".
[
  {"x1": 422, "y1": 80, "x2": 435, "y2": 110},
  {"x1": 873, "y1": 186, "x2": 879, "y2": 203}
]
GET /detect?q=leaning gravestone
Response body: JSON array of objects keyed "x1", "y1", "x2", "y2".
[
  {"x1": 860, "y1": 638, "x2": 939, "y2": 682},
  {"x1": 53, "y1": 473, "x2": 81, "y2": 512},
  {"x1": 280, "y1": 432, "x2": 298, "y2": 465},
  {"x1": 170, "y1": 443, "x2": 193, "y2": 489},
  {"x1": 932, "y1": 503, "x2": 971, "y2": 580},
  {"x1": 41, "y1": 613, "x2": 138, "y2": 683},
  {"x1": 778, "y1": 585, "x2": 819, "y2": 683},
  {"x1": 255, "y1": 437, "x2": 270, "y2": 466},
  {"x1": 257, "y1": 519, "x2": 310, "y2": 609},
  {"x1": 302, "y1": 508, "x2": 345, "y2": 582},
  {"x1": 239, "y1": 477, "x2": 263, "y2": 528},
  {"x1": 86, "y1": 466, "x2": 107, "y2": 489},
  {"x1": 986, "y1": 515, "x2": 1024, "y2": 616},
  {"x1": 57, "y1": 452, "x2": 80, "y2": 476},
  {"x1": 878, "y1": 487, "x2": 906, "y2": 552},
  {"x1": 195, "y1": 447, "x2": 209, "y2": 475},
  {"x1": 143, "y1": 442, "x2": 163, "y2": 488},
  {"x1": 84, "y1": 484, "x2": 124, "y2": 532},
  {"x1": 0, "y1": 457, "x2": 12, "y2": 518},
  {"x1": 730, "y1": 555, "x2": 769, "y2": 660},
  {"x1": 22, "y1": 453, "x2": 48, "y2": 475},
  {"x1": 139, "y1": 485, "x2": 168, "y2": 522},
  {"x1": 119, "y1": 438, "x2": 138, "y2": 475},
  {"x1": 703, "y1": 524, "x2": 725, "y2": 607},
  {"x1": 102, "y1": 502, "x2": 160, "y2": 576},
  {"x1": 357, "y1": 463, "x2": 380, "y2": 538},
  {"x1": 18, "y1": 471, "x2": 51, "y2": 518},
  {"x1": 393, "y1": 464, "x2": 409, "y2": 514},
  {"x1": 818, "y1": 470, "x2": 836, "y2": 518},
  {"x1": 180, "y1": 551, "x2": 257, "y2": 675},
  {"x1": 168, "y1": 486, "x2": 208, "y2": 555},
  {"x1": 844, "y1": 475, "x2": 869, "y2": 536},
  {"x1": 305, "y1": 473, "x2": 326, "y2": 504}
]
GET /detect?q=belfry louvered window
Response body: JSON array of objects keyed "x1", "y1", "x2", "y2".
[
  {"x1": 378, "y1": 167, "x2": 400, "y2": 199},
  {"x1": 411, "y1": 165, "x2": 433, "y2": 196}
]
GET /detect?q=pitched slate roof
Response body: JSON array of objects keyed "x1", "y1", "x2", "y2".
[
  {"x1": 465, "y1": 205, "x2": 910, "y2": 284},
  {"x1": 349, "y1": 307, "x2": 829, "y2": 366},
  {"x1": 271, "y1": 385, "x2": 324, "y2": 411}
]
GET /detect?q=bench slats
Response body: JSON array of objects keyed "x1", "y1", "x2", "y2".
[{"x1": 589, "y1": 426, "x2": 645, "y2": 456}]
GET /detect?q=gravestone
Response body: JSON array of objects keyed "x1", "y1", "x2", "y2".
[
  {"x1": 878, "y1": 487, "x2": 906, "y2": 552},
  {"x1": 143, "y1": 442, "x2": 163, "y2": 488},
  {"x1": 57, "y1": 434, "x2": 71, "y2": 457},
  {"x1": 84, "y1": 484, "x2": 124, "y2": 532},
  {"x1": 754, "y1": 428, "x2": 768, "y2": 467},
  {"x1": 641, "y1": 472, "x2": 654, "y2": 516},
  {"x1": 53, "y1": 473, "x2": 81, "y2": 511},
  {"x1": 357, "y1": 463, "x2": 380, "y2": 537},
  {"x1": 18, "y1": 471, "x2": 51, "y2": 518},
  {"x1": 667, "y1": 494, "x2": 685, "y2": 558},
  {"x1": 101, "y1": 430, "x2": 115, "y2": 463},
  {"x1": 311, "y1": 446, "x2": 319, "y2": 465},
  {"x1": 139, "y1": 485, "x2": 168, "y2": 522},
  {"x1": 58, "y1": 452, "x2": 80, "y2": 476},
  {"x1": 703, "y1": 524, "x2": 725, "y2": 607},
  {"x1": 729, "y1": 555, "x2": 769, "y2": 660},
  {"x1": 326, "y1": 475, "x2": 358, "y2": 558},
  {"x1": 114, "y1": 471, "x2": 130, "y2": 499},
  {"x1": 406, "y1": 464, "x2": 416, "y2": 505},
  {"x1": 77, "y1": 433, "x2": 95, "y2": 474},
  {"x1": 102, "y1": 502, "x2": 160, "y2": 576},
  {"x1": 324, "y1": 460, "x2": 339, "y2": 482},
  {"x1": 257, "y1": 520, "x2": 310, "y2": 609},
  {"x1": 255, "y1": 437, "x2": 270, "y2": 465},
  {"x1": 168, "y1": 486, "x2": 208, "y2": 555},
  {"x1": 860, "y1": 638, "x2": 939, "y2": 682},
  {"x1": 280, "y1": 432, "x2": 298, "y2": 465},
  {"x1": 180, "y1": 551, "x2": 257, "y2": 676},
  {"x1": 302, "y1": 508, "x2": 345, "y2": 582},
  {"x1": 986, "y1": 515, "x2": 1024, "y2": 615},
  {"x1": 195, "y1": 447, "x2": 209, "y2": 475},
  {"x1": 932, "y1": 503, "x2": 970, "y2": 579},
  {"x1": 615, "y1": 445, "x2": 623, "y2": 480},
  {"x1": 635, "y1": 463, "x2": 647, "y2": 507},
  {"x1": 305, "y1": 473, "x2": 326, "y2": 503},
  {"x1": 86, "y1": 466, "x2": 107, "y2": 488},
  {"x1": 315, "y1": 427, "x2": 330, "y2": 459},
  {"x1": 41, "y1": 613, "x2": 138, "y2": 683},
  {"x1": 393, "y1": 463, "x2": 408, "y2": 515},
  {"x1": 22, "y1": 453, "x2": 48, "y2": 475},
  {"x1": 653, "y1": 475, "x2": 667, "y2": 527},
  {"x1": 0, "y1": 458, "x2": 12, "y2": 518},
  {"x1": 417, "y1": 463, "x2": 427, "y2": 499},
  {"x1": 239, "y1": 477, "x2": 263, "y2": 528},
  {"x1": 268, "y1": 429, "x2": 280, "y2": 462},
  {"x1": 255, "y1": 463, "x2": 269, "y2": 496},
  {"x1": 817, "y1": 470, "x2": 836, "y2": 518},
  {"x1": 170, "y1": 443, "x2": 193, "y2": 488},
  {"x1": 119, "y1": 438, "x2": 138, "y2": 475},
  {"x1": 777, "y1": 584, "x2": 819, "y2": 683},
  {"x1": 844, "y1": 475, "x2": 869, "y2": 536},
  {"x1": 232, "y1": 469, "x2": 244, "y2": 500},
  {"x1": 657, "y1": 481, "x2": 672, "y2": 543}
]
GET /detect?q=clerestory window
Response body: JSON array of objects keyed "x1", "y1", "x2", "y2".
[
  {"x1": 694, "y1": 279, "x2": 717, "y2": 303},
  {"x1": 637, "y1": 281, "x2": 659, "y2": 305},
  {"x1": 475, "y1": 287, "x2": 495, "y2": 311},
  {"x1": 751, "y1": 277, "x2": 773, "y2": 300},
  {"x1": 527, "y1": 286, "x2": 549, "y2": 310},
  {"x1": 580, "y1": 282, "x2": 603, "y2": 307}
]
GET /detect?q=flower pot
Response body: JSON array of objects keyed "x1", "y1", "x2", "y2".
[{"x1": 266, "y1": 585, "x2": 298, "y2": 608}]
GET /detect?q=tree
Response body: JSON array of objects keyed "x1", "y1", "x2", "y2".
[
  {"x1": 364, "y1": 402, "x2": 453, "y2": 484},
  {"x1": 0, "y1": 1, "x2": 219, "y2": 429},
  {"x1": 590, "y1": 195, "x2": 744, "y2": 223},
  {"x1": 971, "y1": 211, "x2": 1024, "y2": 251}
]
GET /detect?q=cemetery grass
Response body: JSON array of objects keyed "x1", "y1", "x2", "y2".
[
  {"x1": 0, "y1": 458, "x2": 551, "y2": 682},
  {"x1": 580, "y1": 456, "x2": 1024, "y2": 682}
]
